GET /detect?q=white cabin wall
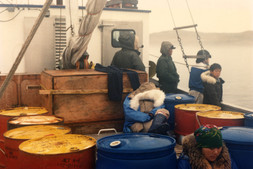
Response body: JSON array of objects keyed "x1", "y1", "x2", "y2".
[
  {"x1": 87, "y1": 9, "x2": 150, "y2": 71},
  {"x1": 0, "y1": 6, "x2": 150, "y2": 73},
  {"x1": 0, "y1": 9, "x2": 27, "y2": 73}
]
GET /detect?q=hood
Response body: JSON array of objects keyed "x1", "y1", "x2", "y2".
[
  {"x1": 201, "y1": 71, "x2": 216, "y2": 84},
  {"x1": 130, "y1": 89, "x2": 165, "y2": 111},
  {"x1": 119, "y1": 31, "x2": 135, "y2": 49},
  {"x1": 160, "y1": 41, "x2": 174, "y2": 56},
  {"x1": 182, "y1": 134, "x2": 231, "y2": 169}
]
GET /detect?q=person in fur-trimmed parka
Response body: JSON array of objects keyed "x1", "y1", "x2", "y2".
[
  {"x1": 123, "y1": 82, "x2": 170, "y2": 134},
  {"x1": 201, "y1": 63, "x2": 224, "y2": 107},
  {"x1": 177, "y1": 125, "x2": 238, "y2": 169}
]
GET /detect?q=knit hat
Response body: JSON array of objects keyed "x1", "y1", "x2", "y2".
[{"x1": 194, "y1": 124, "x2": 222, "y2": 148}]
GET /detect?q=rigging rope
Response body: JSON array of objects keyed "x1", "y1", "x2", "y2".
[
  {"x1": 165, "y1": 0, "x2": 206, "y2": 73},
  {"x1": 67, "y1": 0, "x2": 74, "y2": 36}
]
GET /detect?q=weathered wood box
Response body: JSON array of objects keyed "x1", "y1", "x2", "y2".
[
  {"x1": 0, "y1": 74, "x2": 41, "y2": 109},
  {"x1": 40, "y1": 69, "x2": 147, "y2": 134}
]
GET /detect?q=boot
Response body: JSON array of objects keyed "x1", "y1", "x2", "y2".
[{"x1": 148, "y1": 114, "x2": 170, "y2": 135}]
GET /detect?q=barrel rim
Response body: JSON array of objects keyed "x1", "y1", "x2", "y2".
[
  {"x1": 3, "y1": 125, "x2": 71, "y2": 140},
  {"x1": 97, "y1": 133, "x2": 176, "y2": 154},
  {"x1": 19, "y1": 134, "x2": 97, "y2": 155},
  {"x1": 174, "y1": 104, "x2": 221, "y2": 111},
  {"x1": 221, "y1": 126, "x2": 253, "y2": 145},
  {"x1": 196, "y1": 111, "x2": 245, "y2": 119}
]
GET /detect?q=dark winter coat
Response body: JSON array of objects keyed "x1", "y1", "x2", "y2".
[
  {"x1": 111, "y1": 32, "x2": 145, "y2": 71},
  {"x1": 201, "y1": 71, "x2": 225, "y2": 107},
  {"x1": 156, "y1": 43, "x2": 179, "y2": 93},
  {"x1": 177, "y1": 134, "x2": 238, "y2": 169}
]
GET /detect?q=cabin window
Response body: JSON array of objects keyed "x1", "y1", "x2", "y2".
[{"x1": 111, "y1": 29, "x2": 135, "y2": 48}]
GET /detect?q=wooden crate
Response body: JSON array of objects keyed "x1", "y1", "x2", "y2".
[
  {"x1": 40, "y1": 69, "x2": 147, "y2": 133},
  {"x1": 0, "y1": 74, "x2": 41, "y2": 109}
]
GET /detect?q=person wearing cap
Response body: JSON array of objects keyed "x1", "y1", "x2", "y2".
[
  {"x1": 188, "y1": 50, "x2": 211, "y2": 103},
  {"x1": 156, "y1": 41, "x2": 180, "y2": 93},
  {"x1": 177, "y1": 124, "x2": 238, "y2": 169},
  {"x1": 111, "y1": 31, "x2": 145, "y2": 71}
]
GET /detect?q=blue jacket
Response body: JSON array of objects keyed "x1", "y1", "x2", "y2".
[
  {"x1": 189, "y1": 63, "x2": 208, "y2": 93},
  {"x1": 123, "y1": 95, "x2": 164, "y2": 133}
]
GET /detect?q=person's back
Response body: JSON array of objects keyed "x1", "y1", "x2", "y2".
[
  {"x1": 111, "y1": 32, "x2": 145, "y2": 71},
  {"x1": 201, "y1": 63, "x2": 224, "y2": 107},
  {"x1": 189, "y1": 50, "x2": 211, "y2": 103}
]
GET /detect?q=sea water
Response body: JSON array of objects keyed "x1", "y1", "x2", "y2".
[{"x1": 149, "y1": 44, "x2": 253, "y2": 110}]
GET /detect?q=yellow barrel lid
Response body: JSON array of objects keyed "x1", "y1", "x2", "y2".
[
  {"x1": 0, "y1": 107, "x2": 48, "y2": 116},
  {"x1": 4, "y1": 125, "x2": 71, "y2": 140},
  {"x1": 175, "y1": 104, "x2": 221, "y2": 111},
  {"x1": 19, "y1": 134, "x2": 96, "y2": 155},
  {"x1": 197, "y1": 111, "x2": 244, "y2": 119},
  {"x1": 8, "y1": 115, "x2": 63, "y2": 125}
]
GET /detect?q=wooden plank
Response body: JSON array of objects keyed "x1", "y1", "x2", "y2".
[
  {"x1": 39, "y1": 88, "x2": 133, "y2": 95},
  {"x1": 54, "y1": 94, "x2": 125, "y2": 123}
]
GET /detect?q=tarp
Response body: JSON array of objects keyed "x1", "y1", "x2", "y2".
[{"x1": 62, "y1": 0, "x2": 107, "y2": 69}]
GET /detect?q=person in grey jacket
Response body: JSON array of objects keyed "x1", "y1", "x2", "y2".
[
  {"x1": 111, "y1": 31, "x2": 145, "y2": 71},
  {"x1": 156, "y1": 41, "x2": 180, "y2": 93}
]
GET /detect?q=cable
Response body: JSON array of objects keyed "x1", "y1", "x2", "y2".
[
  {"x1": 165, "y1": 0, "x2": 177, "y2": 28},
  {"x1": 185, "y1": 0, "x2": 195, "y2": 25},
  {"x1": 0, "y1": 7, "x2": 8, "y2": 14},
  {"x1": 0, "y1": 8, "x2": 23, "y2": 22}
]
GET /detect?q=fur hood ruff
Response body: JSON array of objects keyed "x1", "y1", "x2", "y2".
[
  {"x1": 182, "y1": 134, "x2": 231, "y2": 169},
  {"x1": 201, "y1": 70, "x2": 216, "y2": 84},
  {"x1": 130, "y1": 89, "x2": 165, "y2": 110}
]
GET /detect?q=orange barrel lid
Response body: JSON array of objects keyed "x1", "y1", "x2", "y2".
[
  {"x1": 0, "y1": 107, "x2": 48, "y2": 117},
  {"x1": 197, "y1": 111, "x2": 244, "y2": 119},
  {"x1": 175, "y1": 104, "x2": 221, "y2": 111},
  {"x1": 19, "y1": 134, "x2": 96, "y2": 155},
  {"x1": 8, "y1": 115, "x2": 63, "y2": 125},
  {"x1": 3, "y1": 125, "x2": 71, "y2": 140}
]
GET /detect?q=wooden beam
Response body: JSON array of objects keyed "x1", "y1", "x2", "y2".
[
  {"x1": 39, "y1": 88, "x2": 133, "y2": 95},
  {"x1": 0, "y1": 0, "x2": 53, "y2": 99}
]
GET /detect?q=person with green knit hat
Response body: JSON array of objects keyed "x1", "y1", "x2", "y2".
[
  {"x1": 194, "y1": 124, "x2": 222, "y2": 148},
  {"x1": 177, "y1": 124, "x2": 238, "y2": 169}
]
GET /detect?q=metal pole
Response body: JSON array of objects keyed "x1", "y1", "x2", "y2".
[{"x1": 0, "y1": 0, "x2": 53, "y2": 99}]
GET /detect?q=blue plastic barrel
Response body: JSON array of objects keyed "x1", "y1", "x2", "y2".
[
  {"x1": 244, "y1": 113, "x2": 253, "y2": 127},
  {"x1": 164, "y1": 94, "x2": 195, "y2": 129},
  {"x1": 221, "y1": 127, "x2": 253, "y2": 169},
  {"x1": 96, "y1": 133, "x2": 177, "y2": 169}
]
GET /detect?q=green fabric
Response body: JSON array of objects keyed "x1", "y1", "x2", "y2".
[{"x1": 194, "y1": 125, "x2": 222, "y2": 148}]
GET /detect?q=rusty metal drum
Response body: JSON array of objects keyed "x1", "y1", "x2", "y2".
[
  {"x1": 7, "y1": 115, "x2": 64, "y2": 130},
  {"x1": 0, "y1": 107, "x2": 48, "y2": 140},
  {"x1": 3, "y1": 125, "x2": 71, "y2": 169},
  {"x1": 19, "y1": 134, "x2": 96, "y2": 169},
  {"x1": 0, "y1": 107, "x2": 48, "y2": 168},
  {"x1": 174, "y1": 104, "x2": 221, "y2": 136},
  {"x1": 196, "y1": 111, "x2": 244, "y2": 128}
]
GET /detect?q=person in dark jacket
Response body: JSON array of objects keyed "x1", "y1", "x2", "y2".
[
  {"x1": 111, "y1": 31, "x2": 145, "y2": 71},
  {"x1": 177, "y1": 124, "x2": 238, "y2": 169},
  {"x1": 201, "y1": 63, "x2": 224, "y2": 107},
  {"x1": 188, "y1": 50, "x2": 211, "y2": 103},
  {"x1": 156, "y1": 41, "x2": 180, "y2": 93}
]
